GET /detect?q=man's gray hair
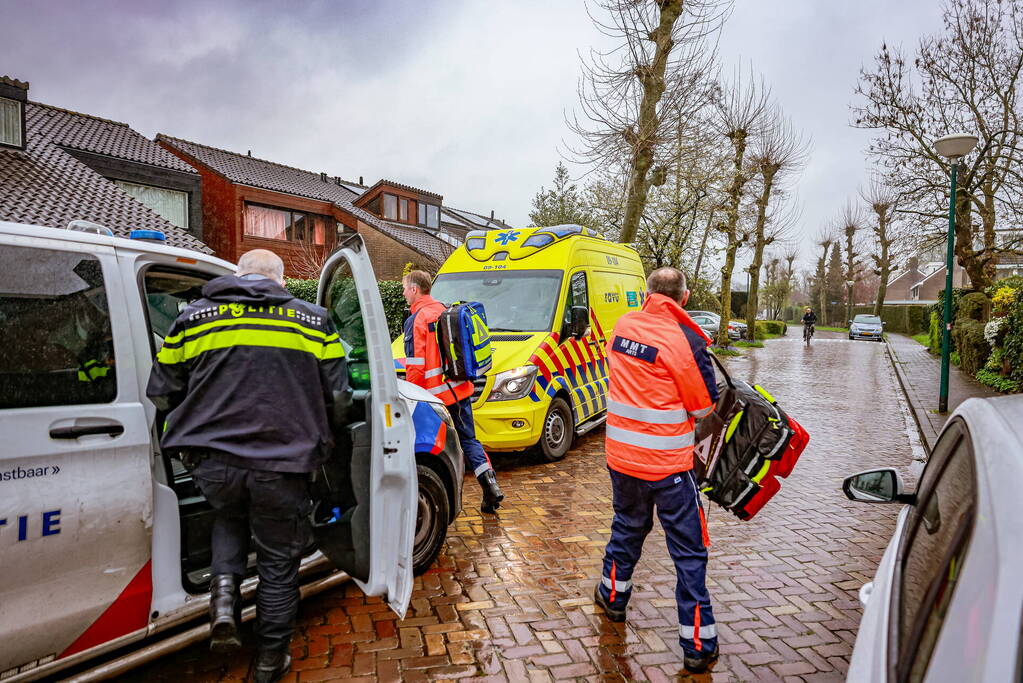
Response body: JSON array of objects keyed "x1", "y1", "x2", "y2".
[
  {"x1": 646, "y1": 267, "x2": 688, "y2": 303},
  {"x1": 237, "y1": 249, "x2": 285, "y2": 282}
]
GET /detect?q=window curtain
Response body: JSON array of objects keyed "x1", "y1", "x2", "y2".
[
  {"x1": 0, "y1": 98, "x2": 21, "y2": 147},
  {"x1": 114, "y1": 180, "x2": 188, "y2": 228},
  {"x1": 244, "y1": 204, "x2": 289, "y2": 240}
]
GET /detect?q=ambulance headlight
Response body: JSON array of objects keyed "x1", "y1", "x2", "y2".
[{"x1": 488, "y1": 365, "x2": 538, "y2": 402}]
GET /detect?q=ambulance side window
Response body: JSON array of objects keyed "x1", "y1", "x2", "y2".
[
  {"x1": 560, "y1": 271, "x2": 588, "y2": 339},
  {"x1": 142, "y1": 269, "x2": 212, "y2": 351},
  {"x1": 0, "y1": 246, "x2": 116, "y2": 409}
]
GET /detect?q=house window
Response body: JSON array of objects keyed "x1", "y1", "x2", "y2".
[
  {"x1": 113, "y1": 180, "x2": 189, "y2": 228},
  {"x1": 243, "y1": 203, "x2": 328, "y2": 244},
  {"x1": 418, "y1": 201, "x2": 440, "y2": 229},
  {"x1": 0, "y1": 97, "x2": 23, "y2": 148},
  {"x1": 399, "y1": 198, "x2": 409, "y2": 222},
  {"x1": 383, "y1": 194, "x2": 398, "y2": 220}
]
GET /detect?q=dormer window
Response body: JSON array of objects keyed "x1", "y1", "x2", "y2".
[
  {"x1": 418, "y1": 201, "x2": 439, "y2": 229},
  {"x1": 0, "y1": 97, "x2": 23, "y2": 149},
  {"x1": 383, "y1": 193, "x2": 398, "y2": 220}
]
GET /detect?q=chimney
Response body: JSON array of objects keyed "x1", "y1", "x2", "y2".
[
  {"x1": 359, "y1": 176, "x2": 364, "y2": 185},
  {"x1": 0, "y1": 76, "x2": 29, "y2": 150},
  {"x1": 320, "y1": 172, "x2": 328, "y2": 182},
  {"x1": 490, "y1": 210, "x2": 495, "y2": 220},
  {"x1": 247, "y1": 150, "x2": 252, "y2": 156},
  {"x1": 907, "y1": 256, "x2": 919, "y2": 272},
  {"x1": 334, "y1": 176, "x2": 342, "y2": 185}
]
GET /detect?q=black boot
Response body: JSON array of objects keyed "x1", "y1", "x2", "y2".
[
  {"x1": 477, "y1": 470, "x2": 504, "y2": 513},
  {"x1": 208, "y1": 574, "x2": 241, "y2": 653},
  {"x1": 683, "y1": 646, "x2": 719, "y2": 673},
  {"x1": 253, "y1": 647, "x2": 292, "y2": 683}
]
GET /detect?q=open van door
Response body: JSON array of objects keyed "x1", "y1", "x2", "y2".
[{"x1": 312, "y1": 236, "x2": 416, "y2": 618}]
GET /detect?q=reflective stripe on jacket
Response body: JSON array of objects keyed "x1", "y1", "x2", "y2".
[
  {"x1": 403, "y1": 295, "x2": 472, "y2": 406},
  {"x1": 146, "y1": 275, "x2": 348, "y2": 473},
  {"x1": 605, "y1": 293, "x2": 719, "y2": 480}
]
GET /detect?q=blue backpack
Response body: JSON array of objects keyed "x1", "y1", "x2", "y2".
[{"x1": 436, "y1": 301, "x2": 493, "y2": 382}]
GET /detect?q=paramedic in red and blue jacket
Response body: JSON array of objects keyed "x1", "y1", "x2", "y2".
[
  {"x1": 402, "y1": 270, "x2": 504, "y2": 513},
  {"x1": 594, "y1": 267, "x2": 720, "y2": 674}
]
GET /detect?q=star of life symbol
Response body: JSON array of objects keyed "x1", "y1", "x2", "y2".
[{"x1": 494, "y1": 230, "x2": 521, "y2": 245}]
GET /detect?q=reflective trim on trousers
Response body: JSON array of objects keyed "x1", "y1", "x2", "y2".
[
  {"x1": 606, "y1": 425, "x2": 695, "y2": 450},
  {"x1": 601, "y1": 575, "x2": 632, "y2": 592},
  {"x1": 405, "y1": 357, "x2": 426, "y2": 366},
  {"x1": 473, "y1": 462, "x2": 493, "y2": 476},
  {"x1": 679, "y1": 623, "x2": 716, "y2": 639},
  {"x1": 608, "y1": 399, "x2": 688, "y2": 424},
  {"x1": 690, "y1": 405, "x2": 714, "y2": 418}
]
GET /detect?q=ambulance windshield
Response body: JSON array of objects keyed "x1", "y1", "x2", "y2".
[{"x1": 431, "y1": 270, "x2": 562, "y2": 332}]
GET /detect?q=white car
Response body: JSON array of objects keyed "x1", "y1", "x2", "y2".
[
  {"x1": 0, "y1": 221, "x2": 463, "y2": 682},
  {"x1": 844, "y1": 395, "x2": 1023, "y2": 682}
]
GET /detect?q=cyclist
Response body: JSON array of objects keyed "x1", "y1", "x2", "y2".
[{"x1": 802, "y1": 306, "x2": 817, "y2": 344}]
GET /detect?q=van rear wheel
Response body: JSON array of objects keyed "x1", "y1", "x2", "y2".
[
  {"x1": 536, "y1": 397, "x2": 573, "y2": 462},
  {"x1": 412, "y1": 464, "x2": 450, "y2": 575}
]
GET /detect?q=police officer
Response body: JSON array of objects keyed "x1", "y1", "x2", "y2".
[
  {"x1": 147, "y1": 249, "x2": 346, "y2": 683},
  {"x1": 593, "y1": 267, "x2": 720, "y2": 673},
  {"x1": 401, "y1": 270, "x2": 503, "y2": 513}
]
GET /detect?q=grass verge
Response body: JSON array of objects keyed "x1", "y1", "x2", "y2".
[
  {"x1": 712, "y1": 346, "x2": 742, "y2": 357},
  {"x1": 735, "y1": 340, "x2": 764, "y2": 348},
  {"x1": 911, "y1": 333, "x2": 929, "y2": 346},
  {"x1": 814, "y1": 325, "x2": 847, "y2": 333}
]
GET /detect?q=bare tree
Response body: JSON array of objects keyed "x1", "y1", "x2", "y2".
[
  {"x1": 569, "y1": 0, "x2": 728, "y2": 244},
  {"x1": 711, "y1": 66, "x2": 771, "y2": 345},
  {"x1": 838, "y1": 203, "x2": 864, "y2": 324},
  {"x1": 744, "y1": 109, "x2": 809, "y2": 340},
  {"x1": 852, "y1": 0, "x2": 1023, "y2": 290},
  {"x1": 814, "y1": 231, "x2": 836, "y2": 324},
  {"x1": 861, "y1": 178, "x2": 900, "y2": 315}
]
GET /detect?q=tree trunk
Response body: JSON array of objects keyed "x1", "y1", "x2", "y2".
[
  {"x1": 716, "y1": 129, "x2": 749, "y2": 346},
  {"x1": 745, "y1": 166, "x2": 777, "y2": 341},
  {"x1": 873, "y1": 212, "x2": 890, "y2": 317},
  {"x1": 693, "y1": 210, "x2": 714, "y2": 283},
  {"x1": 718, "y1": 237, "x2": 740, "y2": 346},
  {"x1": 954, "y1": 188, "x2": 990, "y2": 290},
  {"x1": 617, "y1": 0, "x2": 685, "y2": 244}
]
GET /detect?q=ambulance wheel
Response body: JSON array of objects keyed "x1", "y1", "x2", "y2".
[
  {"x1": 536, "y1": 397, "x2": 573, "y2": 462},
  {"x1": 412, "y1": 464, "x2": 450, "y2": 575}
]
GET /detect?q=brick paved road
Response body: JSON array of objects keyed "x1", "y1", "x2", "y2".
[{"x1": 128, "y1": 331, "x2": 917, "y2": 682}]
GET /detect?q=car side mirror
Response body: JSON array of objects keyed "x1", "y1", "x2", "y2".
[
  {"x1": 848, "y1": 319, "x2": 853, "y2": 325},
  {"x1": 843, "y1": 468, "x2": 915, "y2": 504},
  {"x1": 570, "y1": 306, "x2": 590, "y2": 338}
]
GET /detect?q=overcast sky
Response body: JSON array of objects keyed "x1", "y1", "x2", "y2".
[{"x1": 3, "y1": 0, "x2": 946, "y2": 272}]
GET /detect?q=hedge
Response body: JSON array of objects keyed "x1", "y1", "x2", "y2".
[
  {"x1": 951, "y1": 318, "x2": 990, "y2": 375},
  {"x1": 755, "y1": 320, "x2": 787, "y2": 336},
  {"x1": 1003, "y1": 288, "x2": 1023, "y2": 384},
  {"x1": 286, "y1": 277, "x2": 410, "y2": 340}
]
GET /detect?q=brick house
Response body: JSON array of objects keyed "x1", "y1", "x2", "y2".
[
  {"x1": 0, "y1": 76, "x2": 206, "y2": 250},
  {"x1": 158, "y1": 136, "x2": 476, "y2": 280}
]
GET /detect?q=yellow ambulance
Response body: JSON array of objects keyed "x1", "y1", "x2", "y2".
[{"x1": 393, "y1": 224, "x2": 646, "y2": 461}]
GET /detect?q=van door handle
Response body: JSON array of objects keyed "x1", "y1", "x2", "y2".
[{"x1": 50, "y1": 424, "x2": 125, "y2": 439}]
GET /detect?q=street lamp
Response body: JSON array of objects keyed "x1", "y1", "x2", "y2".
[
  {"x1": 934, "y1": 133, "x2": 978, "y2": 413},
  {"x1": 845, "y1": 279, "x2": 855, "y2": 326}
]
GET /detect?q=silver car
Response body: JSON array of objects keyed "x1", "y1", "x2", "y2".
[
  {"x1": 849, "y1": 314, "x2": 884, "y2": 341},
  {"x1": 687, "y1": 311, "x2": 744, "y2": 340},
  {"x1": 844, "y1": 395, "x2": 1023, "y2": 682}
]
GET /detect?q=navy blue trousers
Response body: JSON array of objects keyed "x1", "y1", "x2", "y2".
[
  {"x1": 192, "y1": 456, "x2": 310, "y2": 652},
  {"x1": 599, "y1": 468, "x2": 717, "y2": 657},
  {"x1": 450, "y1": 397, "x2": 492, "y2": 476}
]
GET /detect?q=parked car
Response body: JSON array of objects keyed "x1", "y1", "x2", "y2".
[
  {"x1": 686, "y1": 311, "x2": 745, "y2": 340},
  {"x1": 849, "y1": 314, "x2": 884, "y2": 341},
  {"x1": 843, "y1": 395, "x2": 1023, "y2": 682}
]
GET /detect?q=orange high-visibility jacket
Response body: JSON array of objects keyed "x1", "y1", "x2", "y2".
[
  {"x1": 404, "y1": 295, "x2": 473, "y2": 406},
  {"x1": 605, "y1": 293, "x2": 719, "y2": 480}
]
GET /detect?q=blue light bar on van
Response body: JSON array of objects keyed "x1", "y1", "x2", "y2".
[
  {"x1": 545, "y1": 224, "x2": 584, "y2": 238},
  {"x1": 129, "y1": 229, "x2": 166, "y2": 242},
  {"x1": 522, "y1": 233, "x2": 554, "y2": 248}
]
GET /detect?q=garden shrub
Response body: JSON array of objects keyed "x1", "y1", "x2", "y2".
[
  {"x1": 928, "y1": 312, "x2": 943, "y2": 355},
  {"x1": 755, "y1": 320, "x2": 787, "y2": 336},
  {"x1": 951, "y1": 318, "x2": 990, "y2": 375},
  {"x1": 984, "y1": 346, "x2": 1004, "y2": 373},
  {"x1": 976, "y1": 369, "x2": 1021, "y2": 393},
  {"x1": 957, "y1": 292, "x2": 989, "y2": 322},
  {"x1": 1003, "y1": 288, "x2": 1023, "y2": 384},
  {"x1": 287, "y1": 277, "x2": 409, "y2": 340}
]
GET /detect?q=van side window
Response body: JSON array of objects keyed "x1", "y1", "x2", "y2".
[
  {"x1": 142, "y1": 269, "x2": 212, "y2": 350},
  {"x1": 0, "y1": 246, "x2": 116, "y2": 408},
  {"x1": 560, "y1": 271, "x2": 588, "y2": 338}
]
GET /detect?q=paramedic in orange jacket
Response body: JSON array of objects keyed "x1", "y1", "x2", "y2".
[
  {"x1": 593, "y1": 267, "x2": 720, "y2": 674},
  {"x1": 402, "y1": 270, "x2": 504, "y2": 513}
]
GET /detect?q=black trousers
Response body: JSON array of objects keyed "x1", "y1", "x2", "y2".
[{"x1": 191, "y1": 457, "x2": 311, "y2": 651}]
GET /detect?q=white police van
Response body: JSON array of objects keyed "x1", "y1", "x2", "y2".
[{"x1": 0, "y1": 221, "x2": 464, "y2": 681}]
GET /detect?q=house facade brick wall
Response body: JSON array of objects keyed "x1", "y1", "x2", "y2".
[{"x1": 356, "y1": 219, "x2": 437, "y2": 280}]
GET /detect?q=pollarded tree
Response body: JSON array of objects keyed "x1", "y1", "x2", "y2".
[
  {"x1": 860, "y1": 178, "x2": 901, "y2": 316},
  {"x1": 568, "y1": 0, "x2": 727, "y2": 244}
]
